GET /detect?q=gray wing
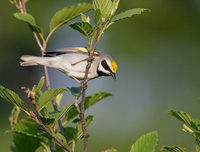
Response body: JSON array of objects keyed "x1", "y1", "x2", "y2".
[
  {"x1": 44, "y1": 47, "x2": 88, "y2": 57},
  {"x1": 44, "y1": 47, "x2": 100, "y2": 57}
]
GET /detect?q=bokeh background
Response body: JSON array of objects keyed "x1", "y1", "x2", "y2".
[{"x1": 1, "y1": 0, "x2": 200, "y2": 151}]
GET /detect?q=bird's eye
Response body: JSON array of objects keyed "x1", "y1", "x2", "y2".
[{"x1": 101, "y1": 60, "x2": 112, "y2": 72}]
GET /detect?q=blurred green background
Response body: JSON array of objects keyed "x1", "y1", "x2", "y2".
[{"x1": 1, "y1": 0, "x2": 200, "y2": 151}]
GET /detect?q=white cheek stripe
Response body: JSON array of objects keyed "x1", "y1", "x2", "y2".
[{"x1": 98, "y1": 64, "x2": 110, "y2": 74}]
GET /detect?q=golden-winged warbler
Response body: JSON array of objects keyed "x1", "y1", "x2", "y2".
[{"x1": 20, "y1": 47, "x2": 118, "y2": 80}]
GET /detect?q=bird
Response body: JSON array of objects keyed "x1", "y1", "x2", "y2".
[{"x1": 20, "y1": 47, "x2": 118, "y2": 81}]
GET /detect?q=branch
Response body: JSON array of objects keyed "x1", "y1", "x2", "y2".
[
  {"x1": 17, "y1": 0, "x2": 65, "y2": 136},
  {"x1": 18, "y1": 0, "x2": 50, "y2": 89},
  {"x1": 27, "y1": 91, "x2": 72, "y2": 152},
  {"x1": 80, "y1": 18, "x2": 104, "y2": 152}
]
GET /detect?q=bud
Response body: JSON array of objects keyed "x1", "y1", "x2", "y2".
[{"x1": 30, "y1": 111, "x2": 36, "y2": 118}]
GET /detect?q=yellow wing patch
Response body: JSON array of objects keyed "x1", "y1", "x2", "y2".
[
  {"x1": 111, "y1": 59, "x2": 118, "y2": 73},
  {"x1": 74, "y1": 47, "x2": 88, "y2": 53},
  {"x1": 74, "y1": 47, "x2": 99, "y2": 55}
]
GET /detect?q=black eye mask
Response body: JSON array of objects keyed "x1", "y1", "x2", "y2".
[{"x1": 101, "y1": 60, "x2": 112, "y2": 73}]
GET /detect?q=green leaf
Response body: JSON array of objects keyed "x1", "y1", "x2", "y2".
[
  {"x1": 9, "y1": 106, "x2": 20, "y2": 129},
  {"x1": 10, "y1": 117, "x2": 43, "y2": 152},
  {"x1": 130, "y1": 131, "x2": 158, "y2": 152},
  {"x1": 94, "y1": 9, "x2": 102, "y2": 25},
  {"x1": 76, "y1": 115, "x2": 93, "y2": 140},
  {"x1": 9, "y1": 0, "x2": 15, "y2": 4},
  {"x1": 40, "y1": 108, "x2": 60, "y2": 125},
  {"x1": 111, "y1": 8, "x2": 149, "y2": 23},
  {"x1": 168, "y1": 109, "x2": 199, "y2": 130},
  {"x1": 54, "y1": 132, "x2": 67, "y2": 152},
  {"x1": 192, "y1": 119, "x2": 200, "y2": 130},
  {"x1": 36, "y1": 76, "x2": 44, "y2": 93},
  {"x1": 68, "y1": 86, "x2": 82, "y2": 100},
  {"x1": 104, "y1": 148, "x2": 117, "y2": 152},
  {"x1": 0, "y1": 85, "x2": 29, "y2": 115},
  {"x1": 49, "y1": 3, "x2": 92, "y2": 35},
  {"x1": 56, "y1": 93, "x2": 63, "y2": 109},
  {"x1": 14, "y1": 13, "x2": 35, "y2": 25},
  {"x1": 111, "y1": 0, "x2": 120, "y2": 15},
  {"x1": 81, "y1": 13, "x2": 90, "y2": 23},
  {"x1": 36, "y1": 88, "x2": 67, "y2": 112},
  {"x1": 62, "y1": 92, "x2": 112, "y2": 125},
  {"x1": 55, "y1": 103, "x2": 74, "y2": 122},
  {"x1": 14, "y1": 13, "x2": 44, "y2": 35},
  {"x1": 70, "y1": 22, "x2": 94, "y2": 38},
  {"x1": 93, "y1": 0, "x2": 113, "y2": 19},
  {"x1": 64, "y1": 127, "x2": 77, "y2": 145},
  {"x1": 161, "y1": 145, "x2": 187, "y2": 152}
]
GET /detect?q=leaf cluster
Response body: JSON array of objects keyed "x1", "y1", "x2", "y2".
[
  {"x1": 0, "y1": 77, "x2": 111, "y2": 152},
  {"x1": 159, "y1": 109, "x2": 200, "y2": 152},
  {"x1": 12, "y1": 0, "x2": 148, "y2": 50},
  {"x1": 70, "y1": 0, "x2": 148, "y2": 49}
]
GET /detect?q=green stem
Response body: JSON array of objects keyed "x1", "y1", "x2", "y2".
[{"x1": 72, "y1": 140, "x2": 76, "y2": 152}]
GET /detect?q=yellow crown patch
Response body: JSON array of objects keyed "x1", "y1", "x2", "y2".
[{"x1": 111, "y1": 59, "x2": 118, "y2": 73}]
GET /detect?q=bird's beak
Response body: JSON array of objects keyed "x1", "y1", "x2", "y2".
[{"x1": 111, "y1": 72, "x2": 116, "y2": 80}]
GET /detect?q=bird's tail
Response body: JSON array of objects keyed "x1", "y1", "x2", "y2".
[{"x1": 20, "y1": 55, "x2": 49, "y2": 66}]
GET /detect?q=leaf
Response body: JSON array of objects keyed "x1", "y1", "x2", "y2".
[
  {"x1": 36, "y1": 88, "x2": 67, "y2": 112},
  {"x1": 160, "y1": 146, "x2": 187, "y2": 152},
  {"x1": 62, "y1": 92, "x2": 112, "y2": 125},
  {"x1": 10, "y1": 117, "x2": 43, "y2": 152},
  {"x1": 36, "y1": 76, "x2": 44, "y2": 93},
  {"x1": 0, "y1": 85, "x2": 29, "y2": 115},
  {"x1": 81, "y1": 13, "x2": 90, "y2": 23},
  {"x1": 93, "y1": 0, "x2": 113, "y2": 19},
  {"x1": 54, "y1": 132, "x2": 67, "y2": 152},
  {"x1": 168, "y1": 109, "x2": 199, "y2": 130},
  {"x1": 76, "y1": 115, "x2": 93, "y2": 140},
  {"x1": 130, "y1": 131, "x2": 158, "y2": 152},
  {"x1": 70, "y1": 22, "x2": 94, "y2": 38},
  {"x1": 9, "y1": 0, "x2": 15, "y2": 4},
  {"x1": 104, "y1": 148, "x2": 117, "y2": 152},
  {"x1": 68, "y1": 86, "x2": 82, "y2": 100},
  {"x1": 111, "y1": 8, "x2": 149, "y2": 23},
  {"x1": 64, "y1": 127, "x2": 77, "y2": 145},
  {"x1": 49, "y1": 3, "x2": 92, "y2": 35},
  {"x1": 9, "y1": 106, "x2": 21, "y2": 130},
  {"x1": 192, "y1": 119, "x2": 200, "y2": 130},
  {"x1": 56, "y1": 93, "x2": 63, "y2": 109},
  {"x1": 94, "y1": 9, "x2": 102, "y2": 25},
  {"x1": 111, "y1": 0, "x2": 120, "y2": 15},
  {"x1": 14, "y1": 13, "x2": 44, "y2": 35},
  {"x1": 55, "y1": 103, "x2": 74, "y2": 122},
  {"x1": 40, "y1": 108, "x2": 60, "y2": 125}
]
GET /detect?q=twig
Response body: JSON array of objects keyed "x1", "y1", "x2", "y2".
[
  {"x1": 27, "y1": 91, "x2": 72, "y2": 152},
  {"x1": 17, "y1": 0, "x2": 65, "y2": 136},
  {"x1": 80, "y1": 18, "x2": 104, "y2": 152}
]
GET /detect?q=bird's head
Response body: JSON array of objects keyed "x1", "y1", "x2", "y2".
[{"x1": 97, "y1": 54, "x2": 118, "y2": 80}]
